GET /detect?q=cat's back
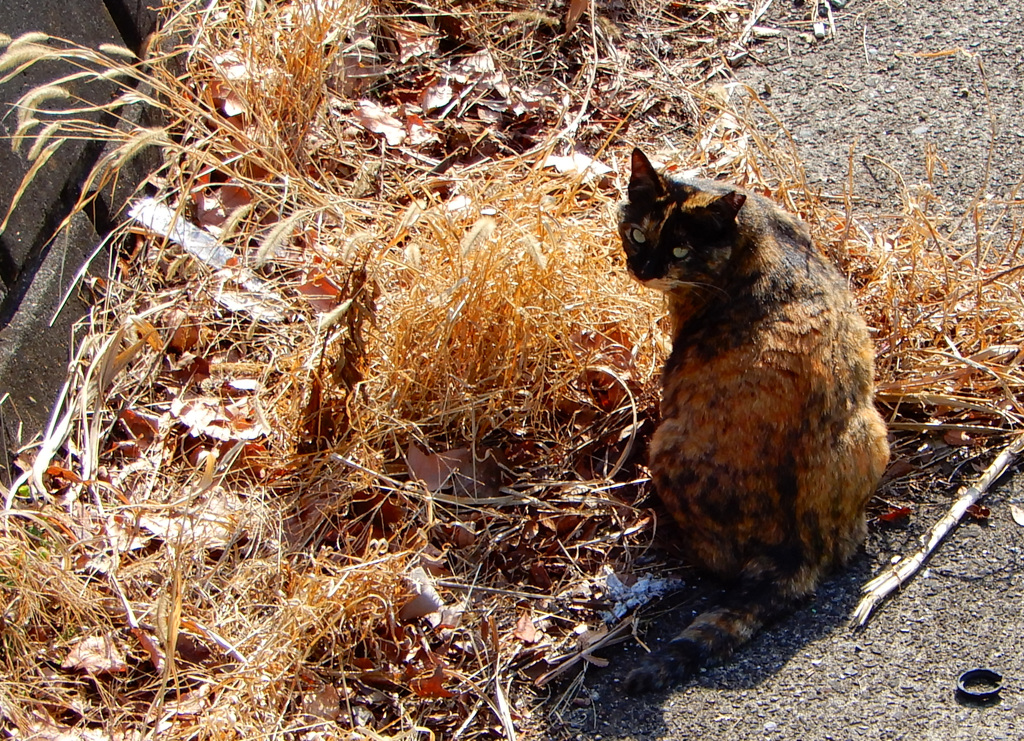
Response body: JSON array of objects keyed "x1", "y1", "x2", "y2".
[{"x1": 662, "y1": 189, "x2": 874, "y2": 417}]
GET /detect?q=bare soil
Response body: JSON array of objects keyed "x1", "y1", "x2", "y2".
[{"x1": 544, "y1": 1, "x2": 1024, "y2": 738}]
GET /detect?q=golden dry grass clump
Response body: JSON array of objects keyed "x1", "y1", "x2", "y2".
[
  {"x1": 365, "y1": 167, "x2": 663, "y2": 450},
  {"x1": 0, "y1": 0, "x2": 1022, "y2": 739}
]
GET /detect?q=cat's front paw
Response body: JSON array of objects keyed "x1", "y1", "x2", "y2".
[{"x1": 624, "y1": 651, "x2": 695, "y2": 694}]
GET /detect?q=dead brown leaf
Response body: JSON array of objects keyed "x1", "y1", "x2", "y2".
[
  {"x1": 966, "y1": 503, "x2": 990, "y2": 520},
  {"x1": 173, "y1": 632, "x2": 213, "y2": 665},
  {"x1": 399, "y1": 566, "x2": 445, "y2": 622},
  {"x1": 391, "y1": 21, "x2": 439, "y2": 63},
  {"x1": 302, "y1": 683, "x2": 341, "y2": 722},
  {"x1": 405, "y1": 111, "x2": 439, "y2": 147},
  {"x1": 452, "y1": 50, "x2": 510, "y2": 98},
  {"x1": 193, "y1": 182, "x2": 252, "y2": 232},
  {"x1": 170, "y1": 395, "x2": 269, "y2": 442},
  {"x1": 420, "y1": 76, "x2": 454, "y2": 112},
  {"x1": 46, "y1": 465, "x2": 82, "y2": 486},
  {"x1": 1011, "y1": 503, "x2": 1024, "y2": 526},
  {"x1": 441, "y1": 522, "x2": 477, "y2": 548},
  {"x1": 877, "y1": 505, "x2": 913, "y2": 524},
  {"x1": 167, "y1": 354, "x2": 212, "y2": 386},
  {"x1": 138, "y1": 488, "x2": 246, "y2": 550},
  {"x1": 164, "y1": 308, "x2": 200, "y2": 354},
  {"x1": 161, "y1": 684, "x2": 211, "y2": 719},
  {"x1": 944, "y1": 429, "x2": 975, "y2": 446},
  {"x1": 62, "y1": 635, "x2": 127, "y2": 676},
  {"x1": 406, "y1": 444, "x2": 503, "y2": 497},
  {"x1": 295, "y1": 271, "x2": 343, "y2": 313},
  {"x1": 133, "y1": 318, "x2": 163, "y2": 352},
  {"x1": 418, "y1": 544, "x2": 448, "y2": 576},
  {"x1": 529, "y1": 561, "x2": 552, "y2": 590},
  {"x1": 410, "y1": 664, "x2": 456, "y2": 699},
  {"x1": 408, "y1": 444, "x2": 463, "y2": 491},
  {"x1": 881, "y1": 457, "x2": 916, "y2": 483},
  {"x1": 514, "y1": 611, "x2": 539, "y2": 644},
  {"x1": 208, "y1": 50, "x2": 248, "y2": 117},
  {"x1": 353, "y1": 100, "x2": 406, "y2": 146},
  {"x1": 565, "y1": 0, "x2": 589, "y2": 34}
]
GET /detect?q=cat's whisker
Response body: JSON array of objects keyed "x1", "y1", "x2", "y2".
[{"x1": 670, "y1": 279, "x2": 726, "y2": 297}]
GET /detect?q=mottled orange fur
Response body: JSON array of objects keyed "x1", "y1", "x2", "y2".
[{"x1": 618, "y1": 149, "x2": 889, "y2": 693}]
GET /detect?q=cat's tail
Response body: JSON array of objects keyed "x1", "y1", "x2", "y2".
[{"x1": 624, "y1": 566, "x2": 812, "y2": 694}]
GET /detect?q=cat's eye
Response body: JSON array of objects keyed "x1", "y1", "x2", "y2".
[
  {"x1": 630, "y1": 228, "x2": 647, "y2": 244},
  {"x1": 673, "y1": 247, "x2": 690, "y2": 259}
]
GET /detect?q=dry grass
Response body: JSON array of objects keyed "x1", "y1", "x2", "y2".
[{"x1": 0, "y1": 0, "x2": 1022, "y2": 739}]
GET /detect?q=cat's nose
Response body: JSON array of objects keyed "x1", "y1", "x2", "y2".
[{"x1": 629, "y1": 256, "x2": 660, "y2": 282}]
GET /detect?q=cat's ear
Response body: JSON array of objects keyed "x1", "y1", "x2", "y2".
[
  {"x1": 708, "y1": 191, "x2": 747, "y2": 222},
  {"x1": 628, "y1": 148, "x2": 663, "y2": 204}
]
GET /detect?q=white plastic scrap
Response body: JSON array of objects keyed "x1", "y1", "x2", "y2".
[
  {"x1": 598, "y1": 565, "x2": 682, "y2": 623},
  {"x1": 129, "y1": 197, "x2": 287, "y2": 322},
  {"x1": 542, "y1": 151, "x2": 612, "y2": 182},
  {"x1": 130, "y1": 197, "x2": 233, "y2": 268}
]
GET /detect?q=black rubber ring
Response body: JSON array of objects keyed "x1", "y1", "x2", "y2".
[{"x1": 956, "y1": 668, "x2": 1002, "y2": 701}]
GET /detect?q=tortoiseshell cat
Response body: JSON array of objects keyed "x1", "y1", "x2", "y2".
[{"x1": 618, "y1": 149, "x2": 889, "y2": 693}]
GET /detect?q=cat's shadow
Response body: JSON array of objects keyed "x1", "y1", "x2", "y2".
[{"x1": 558, "y1": 553, "x2": 873, "y2": 739}]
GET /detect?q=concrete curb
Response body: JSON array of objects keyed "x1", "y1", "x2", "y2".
[{"x1": 0, "y1": 0, "x2": 158, "y2": 483}]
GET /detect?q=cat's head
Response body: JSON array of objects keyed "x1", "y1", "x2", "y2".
[{"x1": 617, "y1": 148, "x2": 746, "y2": 291}]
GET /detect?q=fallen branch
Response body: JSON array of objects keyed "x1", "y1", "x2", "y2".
[{"x1": 853, "y1": 433, "x2": 1024, "y2": 627}]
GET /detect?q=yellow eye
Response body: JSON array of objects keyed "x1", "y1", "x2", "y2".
[
  {"x1": 630, "y1": 228, "x2": 646, "y2": 244},
  {"x1": 673, "y1": 247, "x2": 689, "y2": 259}
]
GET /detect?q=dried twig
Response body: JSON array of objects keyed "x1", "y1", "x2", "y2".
[
  {"x1": 534, "y1": 615, "x2": 635, "y2": 687},
  {"x1": 739, "y1": 0, "x2": 776, "y2": 46},
  {"x1": 492, "y1": 669, "x2": 518, "y2": 741},
  {"x1": 853, "y1": 433, "x2": 1024, "y2": 627}
]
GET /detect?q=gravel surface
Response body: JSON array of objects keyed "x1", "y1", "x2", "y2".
[
  {"x1": 744, "y1": 0, "x2": 1024, "y2": 213},
  {"x1": 536, "y1": 1, "x2": 1024, "y2": 738}
]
